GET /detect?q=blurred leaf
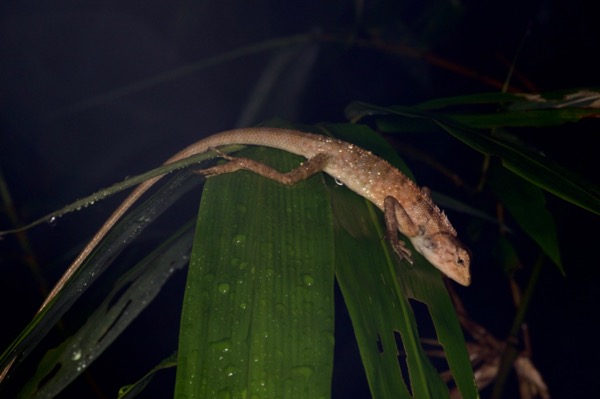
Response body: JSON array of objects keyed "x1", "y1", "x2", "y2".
[
  {"x1": 435, "y1": 89, "x2": 600, "y2": 127},
  {"x1": 17, "y1": 223, "x2": 193, "y2": 398},
  {"x1": 445, "y1": 109, "x2": 600, "y2": 128},
  {"x1": 118, "y1": 352, "x2": 178, "y2": 399},
  {"x1": 0, "y1": 170, "x2": 201, "y2": 387},
  {"x1": 442, "y1": 127, "x2": 600, "y2": 216},
  {"x1": 489, "y1": 164, "x2": 564, "y2": 274},
  {"x1": 492, "y1": 235, "x2": 521, "y2": 276},
  {"x1": 0, "y1": 148, "x2": 232, "y2": 236},
  {"x1": 417, "y1": 92, "x2": 528, "y2": 109},
  {"x1": 417, "y1": 89, "x2": 600, "y2": 110},
  {"x1": 47, "y1": 33, "x2": 315, "y2": 118},
  {"x1": 175, "y1": 146, "x2": 335, "y2": 398},
  {"x1": 418, "y1": 89, "x2": 600, "y2": 127},
  {"x1": 432, "y1": 191, "x2": 510, "y2": 231},
  {"x1": 346, "y1": 101, "x2": 600, "y2": 215}
]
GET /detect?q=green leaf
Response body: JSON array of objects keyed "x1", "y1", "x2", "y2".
[
  {"x1": 442, "y1": 127, "x2": 600, "y2": 216},
  {"x1": 321, "y1": 123, "x2": 478, "y2": 399},
  {"x1": 345, "y1": 101, "x2": 600, "y2": 215},
  {"x1": 118, "y1": 352, "x2": 178, "y2": 399},
  {"x1": 419, "y1": 89, "x2": 600, "y2": 127},
  {"x1": 175, "y1": 146, "x2": 335, "y2": 398},
  {"x1": 17, "y1": 222, "x2": 194, "y2": 398},
  {"x1": 444, "y1": 108, "x2": 600, "y2": 128},
  {"x1": 0, "y1": 147, "x2": 233, "y2": 236},
  {"x1": 3, "y1": 122, "x2": 476, "y2": 398},
  {"x1": 488, "y1": 164, "x2": 564, "y2": 274},
  {"x1": 492, "y1": 235, "x2": 521, "y2": 275},
  {"x1": 0, "y1": 170, "x2": 201, "y2": 386},
  {"x1": 331, "y1": 185, "x2": 444, "y2": 399},
  {"x1": 417, "y1": 89, "x2": 600, "y2": 112},
  {"x1": 416, "y1": 92, "x2": 527, "y2": 109}
]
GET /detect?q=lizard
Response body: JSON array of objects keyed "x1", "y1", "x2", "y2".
[{"x1": 37, "y1": 127, "x2": 471, "y2": 313}]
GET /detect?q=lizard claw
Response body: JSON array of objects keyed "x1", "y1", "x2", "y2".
[
  {"x1": 389, "y1": 238, "x2": 413, "y2": 265},
  {"x1": 195, "y1": 147, "x2": 243, "y2": 177}
]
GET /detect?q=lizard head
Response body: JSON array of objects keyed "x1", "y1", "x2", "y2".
[{"x1": 412, "y1": 232, "x2": 471, "y2": 286}]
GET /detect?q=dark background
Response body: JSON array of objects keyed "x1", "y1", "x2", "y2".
[{"x1": 1, "y1": 1, "x2": 599, "y2": 398}]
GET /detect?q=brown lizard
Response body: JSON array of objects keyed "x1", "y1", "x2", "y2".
[{"x1": 38, "y1": 127, "x2": 471, "y2": 312}]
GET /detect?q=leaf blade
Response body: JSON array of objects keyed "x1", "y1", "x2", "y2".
[
  {"x1": 346, "y1": 101, "x2": 600, "y2": 215},
  {"x1": 175, "y1": 146, "x2": 335, "y2": 398},
  {"x1": 322, "y1": 123, "x2": 477, "y2": 399},
  {"x1": 489, "y1": 164, "x2": 564, "y2": 273}
]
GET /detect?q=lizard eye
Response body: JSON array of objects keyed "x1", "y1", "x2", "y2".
[{"x1": 455, "y1": 248, "x2": 471, "y2": 268}]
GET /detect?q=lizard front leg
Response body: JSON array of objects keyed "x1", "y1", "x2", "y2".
[
  {"x1": 383, "y1": 196, "x2": 420, "y2": 264},
  {"x1": 196, "y1": 148, "x2": 331, "y2": 186}
]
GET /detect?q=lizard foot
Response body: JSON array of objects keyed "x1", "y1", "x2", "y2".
[
  {"x1": 195, "y1": 147, "x2": 249, "y2": 177},
  {"x1": 388, "y1": 237, "x2": 414, "y2": 265}
]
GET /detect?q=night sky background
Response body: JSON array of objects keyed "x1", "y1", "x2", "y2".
[{"x1": 1, "y1": 1, "x2": 599, "y2": 398}]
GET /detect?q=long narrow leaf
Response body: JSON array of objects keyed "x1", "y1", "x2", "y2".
[
  {"x1": 346, "y1": 101, "x2": 600, "y2": 215},
  {"x1": 488, "y1": 164, "x2": 563, "y2": 273},
  {"x1": 117, "y1": 352, "x2": 178, "y2": 399},
  {"x1": 322, "y1": 123, "x2": 477, "y2": 399},
  {"x1": 176, "y1": 146, "x2": 335, "y2": 398},
  {"x1": 18, "y1": 223, "x2": 194, "y2": 398},
  {"x1": 438, "y1": 125, "x2": 600, "y2": 216},
  {"x1": 331, "y1": 184, "x2": 443, "y2": 398},
  {"x1": 0, "y1": 170, "x2": 201, "y2": 387},
  {"x1": 417, "y1": 89, "x2": 600, "y2": 115}
]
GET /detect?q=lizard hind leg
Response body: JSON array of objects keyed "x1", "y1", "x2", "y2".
[{"x1": 195, "y1": 149, "x2": 331, "y2": 186}]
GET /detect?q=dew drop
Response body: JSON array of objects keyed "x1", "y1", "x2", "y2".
[
  {"x1": 302, "y1": 274, "x2": 314, "y2": 287},
  {"x1": 209, "y1": 337, "x2": 232, "y2": 353},
  {"x1": 71, "y1": 349, "x2": 82, "y2": 361},
  {"x1": 232, "y1": 234, "x2": 246, "y2": 246},
  {"x1": 217, "y1": 282, "x2": 231, "y2": 294},
  {"x1": 224, "y1": 364, "x2": 238, "y2": 377},
  {"x1": 118, "y1": 385, "x2": 132, "y2": 396}
]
